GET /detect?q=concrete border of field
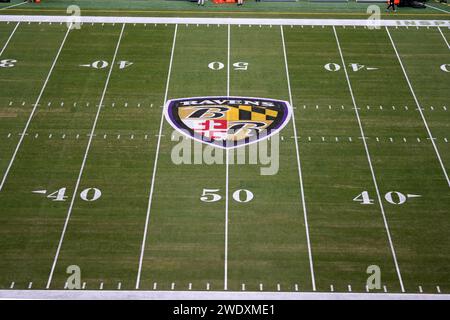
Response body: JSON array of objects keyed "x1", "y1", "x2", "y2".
[
  {"x1": 0, "y1": 15, "x2": 448, "y2": 27},
  {"x1": 0, "y1": 290, "x2": 449, "y2": 300}
]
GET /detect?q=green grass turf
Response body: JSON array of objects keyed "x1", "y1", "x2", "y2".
[
  {"x1": 0, "y1": 21, "x2": 449, "y2": 293},
  {"x1": 1, "y1": 0, "x2": 449, "y2": 19}
]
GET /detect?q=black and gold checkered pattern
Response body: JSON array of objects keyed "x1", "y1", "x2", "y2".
[{"x1": 226, "y1": 105, "x2": 278, "y2": 122}]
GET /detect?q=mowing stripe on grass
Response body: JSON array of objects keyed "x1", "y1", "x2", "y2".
[
  {"x1": 333, "y1": 26, "x2": 405, "y2": 293},
  {"x1": 46, "y1": 23, "x2": 126, "y2": 289},
  {"x1": 0, "y1": 21, "x2": 19, "y2": 57},
  {"x1": 135, "y1": 24, "x2": 178, "y2": 290},
  {"x1": 437, "y1": 27, "x2": 450, "y2": 49},
  {"x1": 0, "y1": 24, "x2": 71, "y2": 192},
  {"x1": 280, "y1": 25, "x2": 316, "y2": 292},
  {"x1": 386, "y1": 27, "x2": 450, "y2": 188}
]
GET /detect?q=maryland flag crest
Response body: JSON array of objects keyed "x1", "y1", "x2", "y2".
[{"x1": 165, "y1": 96, "x2": 292, "y2": 149}]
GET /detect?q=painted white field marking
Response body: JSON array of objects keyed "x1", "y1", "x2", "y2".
[
  {"x1": 386, "y1": 27, "x2": 450, "y2": 188},
  {"x1": 46, "y1": 24, "x2": 126, "y2": 288},
  {"x1": 426, "y1": 4, "x2": 450, "y2": 14},
  {"x1": 281, "y1": 25, "x2": 316, "y2": 291},
  {"x1": 0, "y1": 24, "x2": 71, "y2": 192},
  {"x1": 437, "y1": 27, "x2": 450, "y2": 50},
  {"x1": 1, "y1": 289, "x2": 450, "y2": 300},
  {"x1": 0, "y1": 1, "x2": 27, "y2": 11},
  {"x1": 333, "y1": 26, "x2": 405, "y2": 293},
  {"x1": 0, "y1": 21, "x2": 20, "y2": 57},
  {"x1": 0, "y1": 16, "x2": 449, "y2": 27},
  {"x1": 223, "y1": 24, "x2": 231, "y2": 292},
  {"x1": 135, "y1": 24, "x2": 178, "y2": 290}
]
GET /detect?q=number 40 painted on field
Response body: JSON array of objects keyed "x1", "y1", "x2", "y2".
[
  {"x1": 353, "y1": 191, "x2": 421, "y2": 205},
  {"x1": 38, "y1": 187, "x2": 102, "y2": 202}
]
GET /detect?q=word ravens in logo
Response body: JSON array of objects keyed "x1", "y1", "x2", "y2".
[{"x1": 165, "y1": 96, "x2": 292, "y2": 149}]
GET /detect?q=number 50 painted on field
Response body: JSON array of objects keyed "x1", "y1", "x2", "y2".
[{"x1": 200, "y1": 188, "x2": 253, "y2": 203}]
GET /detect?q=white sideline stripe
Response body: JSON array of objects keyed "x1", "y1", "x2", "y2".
[
  {"x1": 426, "y1": 4, "x2": 450, "y2": 14},
  {"x1": 333, "y1": 26, "x2": 405, "y2": 293},
  {"x1": 135, "y1": 24, "x2": 178, "y2": 290},
  {"x1": 437, "y1": 27, "x2": 450, "y2": 50},
  {"x1": 46, "y1": 24, "x2": 126, "y2": 288},
  {"x1": 0, "y1": 21, "x2": 20, "y2": 57},
  {"x1": 386, "y1": 27, "x2": 450, "y2": 188},
  {"x1": 1, "y1": 290, "x2": 449, "y2": 300},
  {"x1": 0, "y1": 24, "x2": 71, "y2": 192},
  {"x1": 0, "y1": 15, "x2": 449, "y2": 27},
  {"x1": 280, "y1": 25, "x2": 316, "y2": 291},
  {"x1": 224, "y1": 23, "x2": 230, "y2": 292},
  {"x1": 0, "y1": 1, "x2": 27, "y2": 11}
]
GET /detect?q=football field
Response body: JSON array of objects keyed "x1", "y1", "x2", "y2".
[{"x1": 0, "y1": 16, "x2": 449, "y2": 297}]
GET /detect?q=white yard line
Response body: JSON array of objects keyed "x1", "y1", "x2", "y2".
[
  {"x1": 0, "y1": 21, "x2": 20, "y2": 57},
  {"x1": 224, "y1": 23, "x2": 231, "y2": 291},
  {"x1": 0, "y1": 24, "x2": 71, "y2": 192},
  {"x1": 0, "y1": 1, "x2": 26, "y2": 11},
  {"x1": 333, "y1": 26, "x2": 405, "y2": 292},
  {"x1": 386, "y1": 27, "x2": 450, "y2": 188},
  {"x1": 280, "y1": 25, "x2": 316, "y2": 292},
  {"x1": 135, "y1": 24, "x2": 178, "y2": 290},
  {"x1": 46, "y1": 23, "x2": 126, "y2": 289},
  {"x1": 224, "y1": 149, "x2": 229, "y2": 291},
  {"x1": 1, "y1": 289, "x2": 448, "y2": 300},
  {"x1": 437, "y1": 27, "x2": 450, "y2": 50},
  {"x1": 0, "y1": 15, "x2": 449, "y2": 27},
  {"x1": 426, "y1": 4, "x2": 450, "y2": 14},
  {"x1": 227, "y1": 24, "x2": 231, "y2": 98}
]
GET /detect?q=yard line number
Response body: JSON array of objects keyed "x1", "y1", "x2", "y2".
[
  {"x1": 79, "y1": 60, "x2": 133, "y2": 69},
  {"x1": 353, "y1": 191, "x2": 421, "y2": 205},
  {"x1": 324, "y1": 63, "x2": 378, "y2": 72},
  {"x1": 208, "y1": 61, "x2": 249, "y2": 71},
  {"x1": 440, "y1": 64, "x2": 450, "y2": 73},
  {"x1": 0, "y1": 59, "x2": 17, "y2": 68},
  {"x1": 34, "y1": 187, "x2": 102, "y2": 202},
  {"x1": 200, "y1": 188, "x2": 253, "y2": 203}
]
